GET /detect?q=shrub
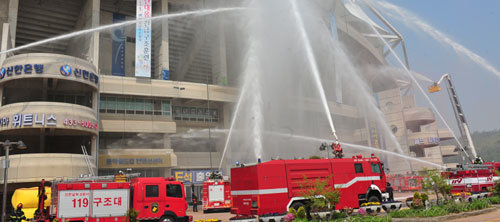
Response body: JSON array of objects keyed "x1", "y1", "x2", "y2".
[
  {"x1": 296, "y1": 206, "x2": 306, "y2": 219},
  {"x1": 421, "y1": 193, "x2": 429, "y2": 202},
  {"x1": 288, "y1": 207, "x2": 297, "y2": 216},
  {"x1": 495, "y1": 181, "x2": 500, "y2": 197},
  {"x1": 328, "y1": 215, "x2": 391, "y2": 222},
  {"x1": 469, "y1": 199, "x2": 491, "y2": 211},
  {"x1": 127, "y1": 209, "x2": 139, "y2": 222},
  {"x1": 390, "y1": 209, "x2": 413, "y2": 218},
  {"x1": 488, "y1": 196, "x2": 500, "y2": 204},
  {"x1": 443, "y1": 202, "x2": 464, "y2": 213},
  {"x1": 411, "y1": 198, "x2": 424, "y2": 209},
  {"x1": 330, "y1": 211, "x2": 347, "y2": 219},
  {"x1": 391, "y1": 198, "x2": 492, "y2": 218},
  {"x1": 309, "y1": 155, "x2": 321, "y2": 159},
  {"x1": 413, "y1": 192, "x2": 421, "y2": 200}
]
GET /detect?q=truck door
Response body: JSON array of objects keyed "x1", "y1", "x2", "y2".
[
  {"x1": 142, "y1": 184, "x2": 162, "y2": 219},
  {"x1": 166, "y1": 183, "x2": 185, "y2": 216}
]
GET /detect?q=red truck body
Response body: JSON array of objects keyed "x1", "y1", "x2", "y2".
[
  {"x1": 443, "y1": 163, "x2": 497, "y2": 194},
  {"x1": 202, "y1": 180, "x2": 231, "y2": 212},
  {"x1": 230, "y1": 156, "x2": 388, "y2": 217},
  {"x1": 48, "y1": 177, "x2": 191, "y2": 222},
  {"x1": 387, "y1": 174, "x2": 422, "y2": 192}
]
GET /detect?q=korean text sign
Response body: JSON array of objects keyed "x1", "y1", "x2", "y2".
[{"x1": 57, "y1": 189, "x2": 129, "y2": 218}]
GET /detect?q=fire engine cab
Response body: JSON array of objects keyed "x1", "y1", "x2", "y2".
[
  {"x1": 230, "y1": 154, "x2": 400, "y2": 221},
  {"x1": 36, "y1": 175, "x2": 192, "y2": 222}
]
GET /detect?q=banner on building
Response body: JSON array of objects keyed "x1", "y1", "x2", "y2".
[
  {"x1": 99, "y1": 155, "x2": 172, "y2": 168},
  {"x1": 135, "y1": 0, "x2": 152, "y2": 78},
  {"x1": 162, "y1": 69, "x2": 170, "y2": 80},
  {"x1": 112, "y1": 13, "x2": 126, "y2": 76},
  {"x1": 172, "y1": 169, "x2": 224, "y2": 184}
]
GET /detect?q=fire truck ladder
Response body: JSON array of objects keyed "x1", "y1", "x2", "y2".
[
  {"x1": 429, "y1": 74, "x2": 478, "y2": 161},
  {"x1": 81, "y1": 145, "x2": 95, "y2": 176}
]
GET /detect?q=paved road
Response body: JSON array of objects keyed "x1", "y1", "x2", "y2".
[{"x1": 449, "y1": 208, "x2": 500, "y2": 222}]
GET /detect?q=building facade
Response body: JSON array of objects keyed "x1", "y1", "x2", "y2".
[{"x1": 0, "y1": 0, "x2": 457, "y2": 201}]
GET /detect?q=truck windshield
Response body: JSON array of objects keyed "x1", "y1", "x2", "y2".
[
  {"x1": 166, "y1": 184, "x2": 183, "y2": 198},
  {"x1": 371, "y1": 163, "x2": 381, "y2": 174}
]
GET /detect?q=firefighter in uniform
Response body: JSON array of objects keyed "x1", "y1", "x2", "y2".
[
  {"x1": 331, "y1": 141, "x2": 343, "y2": 158},
  {"x1": 192, "y1": 194, "x2": 199, "y2": 212},
  {"x1": 10, "y1": 203, "x2": 26, "y2": 222}
]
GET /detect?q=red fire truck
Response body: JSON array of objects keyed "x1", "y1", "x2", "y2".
[
  {"x1": 387, "y1": 174, "x2": 422, "y2": 192},
  {"x1": 35, "y1": 175, "x2": 192, "y2": 222},
  {"x1": 443, "y1": 162, "x2": 500, "y2": 197},
  {"x1": 202, "y1": 180, "x2": 231, "y2": 213},
  {"x1": 230, "y1": 154, "x2": 401, "y2": 221}
]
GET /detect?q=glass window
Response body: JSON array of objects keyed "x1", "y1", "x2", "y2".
[
  {"x1": 145, "y1": 99, "x2": 153, "y2": 111},
  {"x1": 371, "y1": 163, "x2": 381, "y2": 174},
  {"x1": 99, "y1": 97, "x2": 106, "y2": 111},
  {"x1": 173, "y1": 106, "x2": 181, "y2": 120},
  {"x1": 117, "y1": 98, "x2": 126, "y2": 112},
  {"x1": 166, "y1": 184, "x2": 183, "y2": 198},
  {"x1": 211, "y1": 109, "x2": 218, "y2": 122},
  {"x1": 409, "y1": 178, "x2": 418, "y2": 187},
  {"x1": 126, "y1": 98, "x2": 135, "y2": 113},
  {"x1": 182, "y1": 107, "x2": 190, "y2": 120},
  {"x1": 135, "y1": 99, "x2": 144, "y2": 113},
  {"x1": 76, "y1": 96, "x2": 84, "y2": 106},
  {"x1": 162, "y1": 103, "x2": 171, "y2": 116},
  {"x1": 145, "y1": 185, "x2": 159, "y2": 197},
  {"x1": 107, "y1": 97, "x2": 116, "y2": 112},
  {"x1": 197, "y1": 108, "x2": 205, "y2": 121},
  {"x1": 354, "y1": 163, "x2": 363, "y2": 173},
  {"x1": 55, "y1": 95, "x2": 65, "y2": 103},
  {"x1": 154, "y1": 100, "x2": 162, "y2": 115},
  {"x1": 190, "y1": 108, "x2": 197, "y2": 120},
  {"x1": 64, "y1": 95, "x2": 75, "y2": 104},
  {"x1": 145, "y1": 99, "x2": 153, "y2": 114},
  {"x1": 162, "y1": 100, "x2": 171, "y2": 111}
]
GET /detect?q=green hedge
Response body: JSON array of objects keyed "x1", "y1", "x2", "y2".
[
  {"x1": 390, "y1": 198, "x2": 493, "y2": 218},
  {"x1": 293, "y1": 215, "x2": 391, "y2": 222}
]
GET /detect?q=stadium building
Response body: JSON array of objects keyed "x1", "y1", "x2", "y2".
[{"x1": 0, "y1": 0, "x2": 457, "y2": 202}]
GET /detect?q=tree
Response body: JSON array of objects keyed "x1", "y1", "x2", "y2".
[
  {"x1": 298, "y1": 176, "x2": 340, "y2": 220},
  {"x1": 421, "y1": 168, "x2": 452, "y2": 204}
]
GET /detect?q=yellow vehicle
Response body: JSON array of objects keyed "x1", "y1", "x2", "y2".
[{"x1": 11, "y1": 186, "x2": 51, "y2": 221}]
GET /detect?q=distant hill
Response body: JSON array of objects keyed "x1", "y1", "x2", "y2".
[
  {"x1": 473, "y1": 129, "x2": 500, "y2": 162},
  {"x1": 443, "y1": 129, "x2": 500, "y2": 164}
]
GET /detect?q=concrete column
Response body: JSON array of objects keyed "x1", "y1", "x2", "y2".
[
  {"x1": 213, "y1": 16, "x2": 228, "y2": 86},
  {"x1": 7, "y1": 0, "x2": 17, "y2": 48},
  {"x1": 158, "y1": 0, "x2": 170, "y2": 80},
  {"x1": 91, "y1": 135, "x2": 97, "y2": 159},
  {"x1": 0, "y1": 86, "x2": 3, "y2": 106},
  {"x1": 90, "y1": 0, "x2": 100, "y2": 68},
  {"x1": 206, "y1": 0, "x2": 228, "y2": 86},
  {"x1": 0, "y1": 22, "x2": 10, "y2": 64},
  {"x1": 0, "y1": 0, "x2": 8, "y2": 41},
  {"x1": 92, "y1": 88, "x2": 98, "y2": 111}
]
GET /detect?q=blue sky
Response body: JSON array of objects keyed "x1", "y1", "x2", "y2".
[{"x1": 372, "y1": 0, "x2": 500, "y2": 132}]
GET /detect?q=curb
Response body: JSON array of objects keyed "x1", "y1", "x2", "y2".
[{"x1": 392, "y1": 205, "x2": 500, "y2": 222}]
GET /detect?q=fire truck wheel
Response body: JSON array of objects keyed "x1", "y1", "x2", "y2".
[
  {"x1": 290, "y1": 201, "x2": 305, "y2": 211},
  {"x1": 368, "y1": 195, "x2": 381, "y2": 203},
  {"x1": 159, "y1": 215, "x2": 176, "y2": 222}
]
